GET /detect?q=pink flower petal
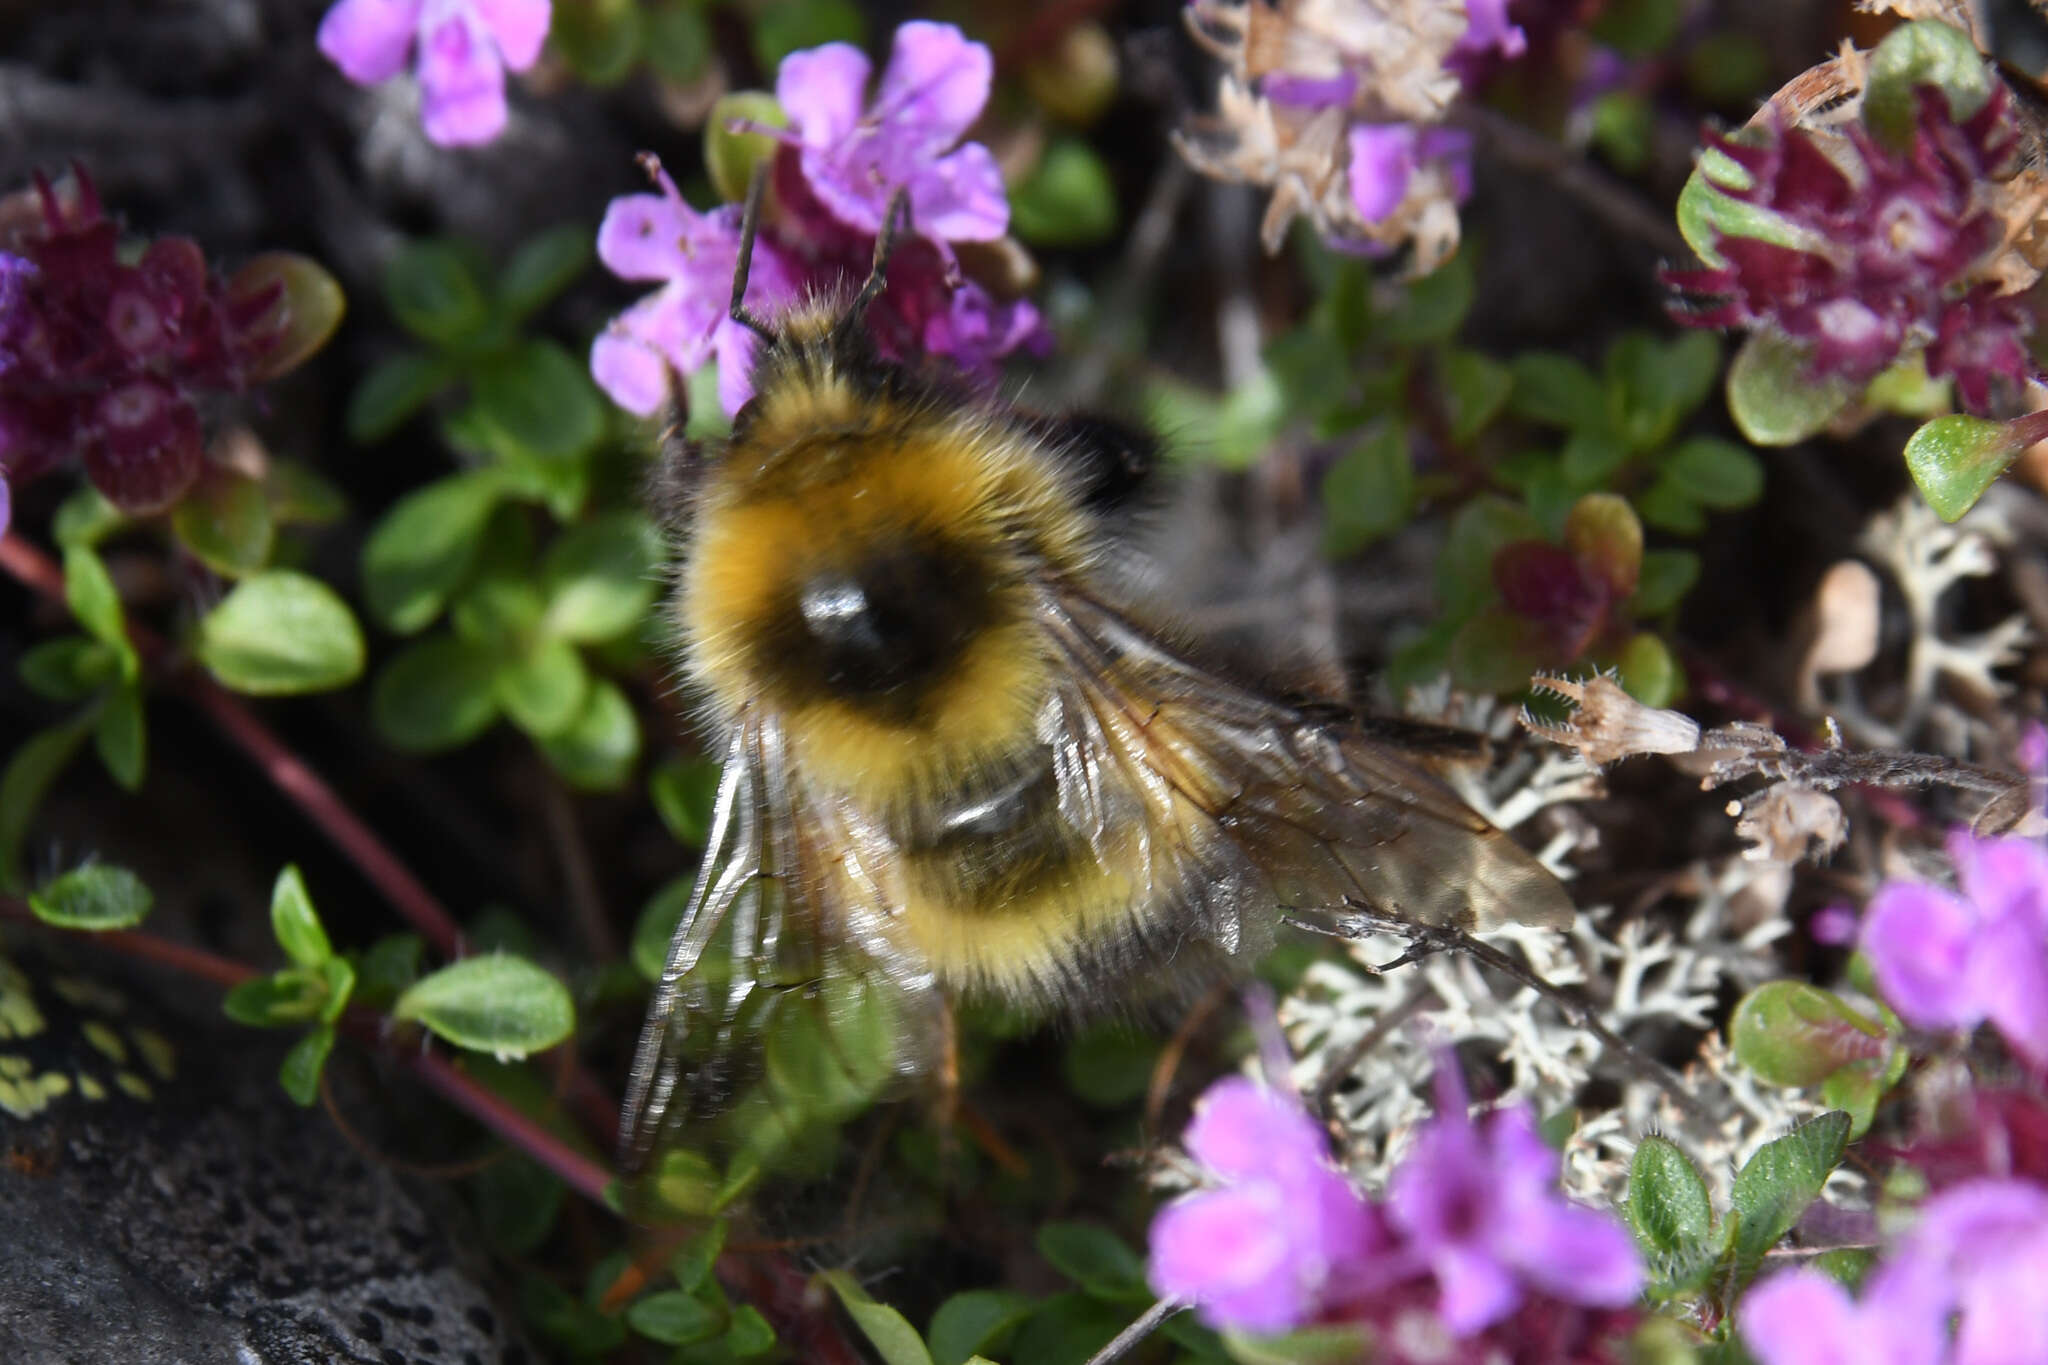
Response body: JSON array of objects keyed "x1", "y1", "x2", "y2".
[
  {"x1": 1509, "y1": 1201, "x2": 1645, "y2": 1308},
  {"x1": 1740, "y1": 1271, "x2": 1865, "y2": 1365},
  {"x1": 777, "y1": 43, "x2": 871, "y2": 149},
  {"x1": 1951, "y1": 831, "x2": 2048, "y2": 924},
  {"x1": 589, "y1": 330, "x2": 669, "y2": 416},
  {"x1": 712, "y1": 319, "x2": 759, "y2": 416},
  {"x1": 596, "y1": 192, "x2": 694, "y2": 281},
  {"x1": 470, "y1": 0, "x2": 550, "y2": 69},
  {"x1": 1430, "y1": 1243, "x2": 1520, "y2": 1335},
  {"x1": 416, "y1": 0, "x2": 509, "y2": 145},
  {"x1": 1181, "y1": 1078, "x2": 1328, "y2": 1182},
  {"x1": 1148, "y1": 1185, "x2": 1304, "y2": 1333},
  {"x1": 1348, "y1": 124, "x2": 1417, "y2": 224},
  {"x1": 873, "y1": 21, "x2": 991, "y2": 152},
  {"x1": 318, "y1": 0, "x2": 425, "y2": 84},
  {"x1": 1862, "y1": 881, "x2": 1981, "y2": 1030},
  {"x1": 1975, "y1": 909, "x2": 2048, "y2": 1068},
  {"x1": 907, "y1": 142, "x2": 1008, "y2": 242}
]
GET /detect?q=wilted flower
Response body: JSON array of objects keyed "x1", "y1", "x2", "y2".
[
  {"x1": 1740, "y1": 1178, "x2": 2048, "y2": 1365},
  {"x1": 1148, "y1": 1077, "x2": 1385, "y2": 1332},
  {"x1": 1523, "y1": 673, "x2": 1702, "y2": 768},
  {"x1": 318, "y1": 0, "x2": 551, "y2": 147},
  {"x1": 1387, "y1": 1070, "x2": 1644, "y2": 1334},
  {"x1": 1666, "y1": 86, "x2": 2037, "y2": 413},
  {"x1": 1860, "y1": 828, "x2": 2048, "y2": 1069},
  {"x1": 591, "y1": 23, "x2": 1046, "y2": 418},
  {"x1": 589, "y1": 159, "x2": 797, "y2": 419},
  {"x1": 1176, "y1": 0, "x2": 1524, "y2": 269},
  {"x1": 0, "y1": 169, "x2": 330, "y2": 515}
]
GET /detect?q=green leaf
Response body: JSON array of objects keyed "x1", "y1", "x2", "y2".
[
  {"x1": 671, "y1": 1220, "x2": 729, "y2": 1294},
  {"x1": 52, "y1": 486, "x2": 126, "y2": 548},
  {"x1": 542, "y1": 511, "x2": 662, "y2": 642},
  {"x1": 0, "y1": 719, "x2": 92, "y2": 891},
  {"x1": 627, "y1": 1290, "x2": 726, "y2": 1346},
  {"x1": 222, "y1": 969, "x2": 329, "y2": 1028},
  {"x1": 498, "y1": 224, "x2": 594, "y2": 322},
  {"x1": 355, "y1": 932, "x2": 425, "y2": 1010},
  {"x1": 550, "y1": 0, "x2": 640, "y2": 83},
  {"x1": 1448, "y1": 607, "x2": 1551, "y2": 695},
  {"x1": 1061, "y1": 1024, "x2": 1159, "y2": 1109},
  {"x1": 171, "y1": 468, "x2": 275, "y2": 576},
  {"x1": 63, "y1": 546, "x2": 128, "y2": 658},
  {"x1": 1675, "y1": 137, "x2": 1829, "y2": 269},
  {"x1": 1010, "y1": 1292, "x2": 1128, "y2": 1365},
  {"x1": 1633, "y1": 549, "x2": 1701, "y2": 617},
  {"x1": 1560, "y1": 428, "x2": 1628, "y2": 487},
  {"x1": 1221, "y1": 1324, "x2": 1375, "y2": 1365},
  {"x1": 1726, "y1": 329, "x2": 1856, "y2": 447},
  {"x1": 372, "y1": 634, "x2": 502, "y2": 752},
  {"x1": 316, "y1": 955, "x2": 357, "y2": 1024},
  {"x1": 278, "y1": 1023, "x2": 336, "y2": 1107},
  {"x1": 705, "y1": 90, "x2": 790, "y2": 204},
  {"x1": 1729, "y1": 1111, "x2": 1852, "y2": 1272},
  {"x1": 650, "y1": 757, "x2": 722, "y2": 846},
  {"x1": 1634, "y1": 476, "x2": 1707, "y2": 535},
  {"x1": 94, "y1": 681, "x2": 145, "y2": 791},
  {"x1": 498, "y1": 638, "x2": 591, "y2": 738},
  {"x1": 1442, "y1": 348, "x2": 1512, "y2": 443},
  {"x1": 1904, "y1": 411, "x2": 2048, "y2": 521},
  {"x1": 197, "y1": 570, "x2": 365, "y2": 695},
  {"x1": 1624, "y1": 1135, "x2": 1715, "y2": 1254},
  {"x1": 269, "y1": 864, "x2": 331, "y2": 969},
  {"x1": 19, "y1": 637, "x2": 118, "y2": 701},
  {"x1": 819, "y1": 1270, "x2": 934, "y2": 1365},
  {"x1": 749, "y1": 0, "x2": 864, "y2": 70},
  {"x1": 1011, "y1": 137, "x2": 1119, "y2": 247},
  {"x1": 28, "y1": 862, "x2": 153, "y2": 930},
  {"x1": 468, "y1": 1153, "x2": 566, "y2": 1255},
  {"x1": 521, "y1": 1270, "x2": 628, "y2": 1356},
  {"x1": 715, "y1": 1305, "x2": 777, "y2": 1359},
  {"x1": 645, "y1": 1, "x2": 713, "y2": 83},
  {"x1": 227, "y1": 252, "x2": 348, "y2": 382},
  {"x1": 1378, "y1": 249, "x2": 1474, "y2": 345},
  {"x1": 347, "y1": 349, "x2": 458, "y2": 443},
  {"x1": 1508, "y1": 352, "x2": 1607, "y2": 431},
  {"x1": 1609, "y1": 330, "x2": 1721, "y2": 453},
  {"x1": 266, "y1": 459, "x2": 349, "y2": 527},
  {"x1": 1036, "y1": 1222, "x2": 1150, "y2": 1302},
  {"x1": 1589, "y1": 0, "x2": 1684, "y2": 56},
  {"x1": 384, "y1": 239, "x2": 489, "y2": 345},
  {"x1": 473, "y1": 339, "x2": 607, "y2": 463},
  {"x1": 1437, "y1": 496, "x2": 1541, "y2": 617},
  {"x1": 1320, "y1": 423, "x2": 1414, "y2": 556},
  {"x1": 394, "y1": 953, "x2": 576, "y2": 1058},
  {"x1": 452, "y1": 576, "x2": 546, "y2": 647},
  {"x1": 631, "y1": 876, "x2": 694, "y2": 982},
  {"x1": 1863, "y1": 19, "x2": 1992, "y2": 150},
  {"x1": 1663, "y1": 436, "x2": 1765, "y2": 509},
  {"x1": 1564, "y1": 492, "x2": 1642, "y2": 597},
  {"x1": 929, "y1": 1290, "x2": 1034, "y2": 1365},
  {"x1": 362, "y1": 470, "x2": 508, "y2": 633},
  {"x1": 1614, "y1": 631, "x2": 1683, "y2": 708},
  {"x1": 535, "y1": 679, "x2": 640, "y2": 790},
  {"x1": 1731, "y1": 982, "x2": 1888, "y2": 1087},
  {"x1": 1589, "y1": 90, "x2": 1654, "y2": 174}
]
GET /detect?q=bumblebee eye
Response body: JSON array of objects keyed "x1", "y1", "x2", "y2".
[{"x1": 792, "y1": 543, "x2": 990, "y2": 700}]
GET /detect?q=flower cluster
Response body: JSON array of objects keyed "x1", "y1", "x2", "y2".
[
  {"x1": 590, "y1": 21, "x2": 1046, "y2": 420},
  {"x1": 0, "y1": 170, "x2": 310, "y2": 521},
  {"x1": 1741, "y1": 1178, "x2": 2048, "y2": 1365},
  {"x1": 318, "y1": 0, "x2": 551, "y2": 147},
  {"x1": 1175, "y1": 0, "x2": 1526, "y2": 270},
  {"x1": 1858, "y1": 827, "x2": 2048, "y2": 1070},
  {"x1": 1148, "y1": 1070, "x2": 1642, "y2": 1350},
  {"x1": 1666, "y1": 86, "x2": 2037, "y2": 414}
]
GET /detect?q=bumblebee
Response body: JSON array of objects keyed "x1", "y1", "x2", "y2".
[{"x1": 619, "y1": 196, "x2": 1573, "y2": 1175}]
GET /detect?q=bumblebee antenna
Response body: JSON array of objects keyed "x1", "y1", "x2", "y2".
[
  {"x1": 837, "y1": 188, "x2": 912, "y2": 338},
  {"x1": 729, "y1": 165, "x2": 777, "y2": 344}
]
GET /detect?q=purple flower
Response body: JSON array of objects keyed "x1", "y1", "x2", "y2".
[
  {"x1": 1739, "y1": 1263, "x2": 1948, "y2": 1365},
  {"x1": 1453, "y1": 0, "x2": 1527, "y2": 63},
  {"x1": 775, "y1": 21, "x2": 1007, "y2": 255},
  {"x1": 317, "y1": 0, "x2": 550, "y2": 147},
  {"x1": 1860, "y1": 829, "x2": 2048, "y2": 1069},
  {"x1": 589, "y1": 161, "x2": 798, "y2": 418},
  {"x1": 1147, "y1": 1077, "x2": 1385, "y2": 1333},
  {"x1": 1387, "y1": 1072, "x2": 1643, "y2": 1335},
  {"x1": 1665, "y1": 87, "x2": 2036, "y2": 412},
  {"x1": 1349, "y1": 125, "x2": 1474, "y2": 226}
]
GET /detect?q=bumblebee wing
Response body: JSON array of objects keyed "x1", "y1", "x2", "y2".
[{"x1": 1046, "y1": 590, "x2": 1573, "y2": 938}]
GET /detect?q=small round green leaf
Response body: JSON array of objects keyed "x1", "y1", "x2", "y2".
[
  {"x1": 1508, "y1": 352, "x2": 1607, "y2": 432},
  {"x1": 384, "y1": 239, "x2": 489, "y2": 345},
  {"x1": 227, "y1": 252, "x2": 348, "y2": 383},
  {"x1": 94, "y1": 682, "x2": 146, "y2": 791},
  {"x1": 1727, "y1": 329, "x2": 1855, "y2": 447},
  {"x1": 1320, "y1": 424, "x2": 1415, "y2": 557},
  {"x1": 1904, "y1": 411, "x2": 2048, "y2": 522},
  {"x1": 372, "y1": 634, "x2": 502, "y2": 752},
  {"x1": 1632, "y1": 549, "x2": 1701, "y2": 617},
  {"x1": 1731, "y1": 981, "x2": 1888, "y2": 1087},
  {"x1": 535, "y1": 679, "x2": 640, "y2": 790},
  {"x1": 278, "y1": 1023, "x2": 337, "y2": 1107},
  {"x1": 1663, "y1": 436, "x2": 1765, "y2": 509},
  {"x1": 197, "y1": 571, "x2": 365, "y2": 695},
  {"x1": 1614, "y1": 632, "x2": 1682, "y2": 708},
  {"x1": 819, "y1": 1271, "x2": 934, "y2": 1365},
  {"x1": 362, "y1": 471, "x2": 508, "y2": 633},
  {"x1": 1729, "y1": 1110, "x2": 1852, "y2": 1271},
  {"x1": 472, "y1": 340, "x2": 606, "y2": 463},
  {"x1": 1, "y1": 718, "x2": 92, "y2": 892},
  {"x1": 28, "y1": 863, "x2": 153, "y2": 930},
  {"x1": 19, "y1": 637, "x2": 119, "y2": 701},
  {"x1": 1010, "y1": 137, "x2": 1119, "y2": 247},
  {"x1": 63, "y1": 546, "x2": 128, "y2": 655},
  {"x1": 1863, "y1": 19, "x2": 1992, "y2": 150},
  {"x1": 394, "y1": 953, "x2": 576, "y2": 1058},
  {"x1": 1624, "y1": 1135, "x2": 1714, "y2": 1254},
  {"x1": 1442, "y1": 348, "x2": 1512, "y2": 443},
  {"x1": 749, "y1": 0, "x2": 864, "y2": 70},
  {"x1": 497, "y1": 224, "x2": 594, "y2": 322},
  {"x1": 541, "y1": 511, "x2": 662, "y2": 643},
  {"x1": 222, "y1": 969, "x2": 328, "y2": 1028},
  {"x1": 626, "y1": 1290, "x2": 726, "y2": 1346},
  {"x1": 498, "y1": 638, "x2": 591, "y2": 738},
  {"x1": 171, "y1": 468, "x2": 275, "y2": 576},
  {"x1": 1036, "y1": 1222, "x2": 1149, "y2": 1302},
  {"x1": 551, "y1": 0, "x2": 642, "y2": 84},
  {"x1": 706, "y1": 91, "x2": 792, "y2": 204},
  {"x1": 347, "y1": 350, "x2": 458, "y2": 444},
  {"x1": 928, "y1": 1290, "x2": 1033, "y2": 1365}
]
